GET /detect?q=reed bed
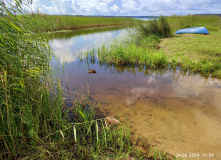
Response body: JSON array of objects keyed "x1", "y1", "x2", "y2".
[
  {"x1": 25, "y1": 14, "x2": 141, "y2": 31},
  {"x1": 0, "y1": 1, "x2": 171, "y2": 159},
  {"x1": 0, "y1": 1, "x2": 137, "y2": 158},
  {"x1": 0, "y1": 0, "x2": 68, "y2": 158}
]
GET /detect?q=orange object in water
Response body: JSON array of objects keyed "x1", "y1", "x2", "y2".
[{"x1": 88, "y1": 69, "x2": 97, "y2": 74}]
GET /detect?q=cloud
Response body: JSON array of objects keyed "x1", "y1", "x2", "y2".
[
  {"x1": 50, "y1": 30, "x2": 124, "y2": 63},
  {"x1": 110, "y1": 4, "x2": 120, "y2": 12},
  {"x1": 27, "y1": 0, "x2": 221, "y2": 16}
]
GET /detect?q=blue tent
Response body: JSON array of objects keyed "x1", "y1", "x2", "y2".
[{"x1": 175, "y1": 27, "x2": 209, "y2": 34}]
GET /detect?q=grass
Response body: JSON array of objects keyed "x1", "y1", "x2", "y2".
[
  {"x1": 97, "y1": 37, "x2": 168, "y2": 67},
  {"x1": 0, "y1": 1, "x2": 171, "y2": 159},
  {"x1": 167, "y1": 15, "x2": 220, "y2": 33},
  {"x1": 52, "y1": 25, "x2": 133, "y2": 40},
  {"x1": 93, "y1": 17, "x2": 171, "y2": 67},
  {"x1": 23, "y1": 14, "x2": 142, "y2": 32},
  {"x1": 92, "y1": 15, "x2": 221, "y2": 78},
  {"x1": 160, "y1": 15, "x2": 221, "y2": 77},
  {"x1": 0, "y1": 0, "x2": 68, "y2": 158}
]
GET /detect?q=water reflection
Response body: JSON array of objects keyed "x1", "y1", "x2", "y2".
[
  {"x1": 50, "y1": 28, "x2": 128, "y2": 64},
  {"x1": 52, "y1": 26, "x2": 131, "y2": 40},
  {"x1": 50, "y1": 28, "x2": 221, "y2": 159}
]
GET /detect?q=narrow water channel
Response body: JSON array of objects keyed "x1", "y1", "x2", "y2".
[{"x1": 50, "y1": 27, "x2": 221, "y2": 160}]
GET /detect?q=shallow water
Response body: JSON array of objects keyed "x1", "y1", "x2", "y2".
[{"x1": 50, "y1": 28, "x2": 221, "y2": 159}]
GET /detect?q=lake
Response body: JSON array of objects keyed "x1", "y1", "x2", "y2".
[{"x1": 50, "y1": 26, "x2": 221, "y2": 159}]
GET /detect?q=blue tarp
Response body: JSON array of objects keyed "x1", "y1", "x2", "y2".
[{"x1": 175, "y1": 27, "x2": 209, "y2": 34}]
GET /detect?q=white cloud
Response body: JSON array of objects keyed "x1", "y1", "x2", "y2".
[
  {"x1": 50, "y1": 30, "x2": 124, "y2": 63},
  {"x1": 27, "y1": 0, "x2": 221, "y2": 16},
  {"x1": 110, "y1": 4, "x2": 120, "y2": 12},
  {"x1": 96, "y1": 2, "x2": 110, "y2": 13},
  {"x1": 101, "y1": 0, "x2": 114, "y2": 3}
]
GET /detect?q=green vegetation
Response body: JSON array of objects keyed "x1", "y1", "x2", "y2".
[
  {"x1": 97, "y1": 35, "x2": 168, "y2": 67},
  {"x1": 26, "y1": 14, "x2": 141, "y2": 31},
  {"x1": 167, "y1": 15, "x2": 220, "y2": 32},
  {"x1": 94, "y1": 15, "x2": 221, "y2": 78},
  {"x1": 52, "y1": 25, "x2": 132, "y2": 40},
  {"x1": 139, "y1": 16, "x2": 172, "y2": 38},
  {"x1": 0, "y1": 0, "x2": 67, "y2": 158},
  {"x1": 160, "y1": 15, "x2": 221, "y2": 77},
  {"x1": 0, "y1": 1, "x2": 171, "y2": 159},
  {"x1": 95, "y1": 16, "x2": 170, "y2": 67}
]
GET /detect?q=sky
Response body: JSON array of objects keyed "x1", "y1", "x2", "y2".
[{"x1": 23, "y1": 0, "x2": 221, "y2": 16}]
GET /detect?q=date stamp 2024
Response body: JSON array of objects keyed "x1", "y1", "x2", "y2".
[{"x1": 176, "y1": 153, "x2": 215, "y2": 158}]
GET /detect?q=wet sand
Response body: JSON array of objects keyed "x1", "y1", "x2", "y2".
[
  {"x1": 51, "y1": 29, "x2": 221, "y2": 159},
  {"x1": 71, "y1": 68, "x2": 221, "y2": 160}
]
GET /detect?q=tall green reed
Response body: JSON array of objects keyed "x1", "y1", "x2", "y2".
[
  {"x1": 0, "y1": 1, "x2": 147, "y2": 159},
  {"x1": 0, "y1": 0, "x2": 67, "y2": 157},
  {"x1": 0, "y1": 1, "x2": 175, "y2": 158}
]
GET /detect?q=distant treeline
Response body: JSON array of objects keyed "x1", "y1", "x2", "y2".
[
  {"x1": 195, "y1": 14, "x2": 221, "y2": 17},
  {"x1": 74, "y1": 15, "x2": 160, "y2": 18},
  {"x1": 43, "y1": 14, "x2": 220, "y2": 18}
]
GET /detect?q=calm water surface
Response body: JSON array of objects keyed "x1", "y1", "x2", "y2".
[{"x1": 50, "y1": 28, "x2": 221, "y2": 159}]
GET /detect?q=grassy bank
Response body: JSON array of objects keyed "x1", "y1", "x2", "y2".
[
  {"x1": 167, "y1": 15, "x2": 220, "y2": 33},
  {"x1": 160, "y1": 15, "x2": 221, "y2": 77},
  {"x1": 96, "y1": 16, "x2": 171, "y2": 68},
  {"x1": 0, "y1": 1, "x2": 171, "y2": 159},
  {"x1": 52, "y1": 25, "x2": 133, "y2": 40},
  {"x1": 25, "y1": 14, "x2": 141, "y2": 31},
  {"x1": 160, "y1": 31, "x2": 221, "y2": 77},
  {"x1": 95, "y1": 15, "x2": 221, "y2": 78}
]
